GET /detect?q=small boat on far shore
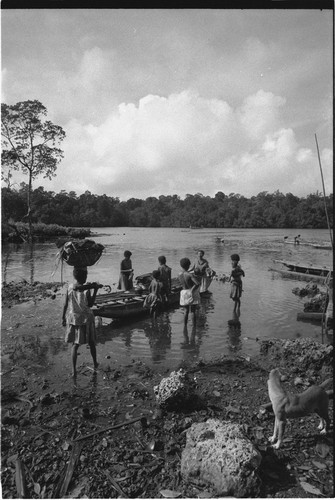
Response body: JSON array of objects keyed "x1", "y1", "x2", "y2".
[
  {"x1": 269, "y1": 259, "x2": 332, "y2": 283},
  {"x1": 283, "y1": 237, "x2": 332, "y2": 250},
  {"x1": 273, "y1": 259, "x2": 332, "y2": 276},
  {"x1": 306, "y1": 242, "x2": 333, "y2": 250}
]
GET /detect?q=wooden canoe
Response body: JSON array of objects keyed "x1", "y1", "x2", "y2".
[
  {"x1": 283, "y1": 240, "x2": 332, "y2": 250},
  {"x1": 92, "y1": 276, "x2": 183, "y2": 319},
  {"x1": 269, "y1": 268, "x2": 328, "y2": 283},
  {"x1": 273, "y1": 260, "x2": 333, "y2": 277},
  {"x1": 307, "y1": 243, "x2": 333, "y2": 250}
]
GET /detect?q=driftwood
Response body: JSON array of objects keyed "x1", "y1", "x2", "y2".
[
  {"x1": 52, "y1": 441, "x2": 83, "y2": 498},
  {"x1": 261, "y1": 389, "x2": 333, "y2": 412},
  {"x1": 73, "y1": 416, "x2": 147, "y2": 442},
  {"x1": 104, "y1": 470, "x2": 127, "y2": 497},
  {"x1": 15, "y1": 459, "x2": 28, "y2": 499}
]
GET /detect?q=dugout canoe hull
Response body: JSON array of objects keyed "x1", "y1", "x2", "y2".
[
  {"x1": 269, "y1": 268, "x2": 329, "y2": 283},
  {"x1": 272, "y1": 260, "x2": 332, "y2": 277},
  {"x1": 92, "y1": 277, "x2": 182, "y2": 319}
]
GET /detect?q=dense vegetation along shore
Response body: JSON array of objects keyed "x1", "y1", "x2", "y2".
[
  {"x1": 2, "y1": 186, "x2": 333, "y2": 230},
  {"x1": 2, "y1": 221, "x2": 91, "y2": 244}
]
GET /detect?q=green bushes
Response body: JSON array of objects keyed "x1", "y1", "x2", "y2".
[{"x1": 2, "y1": 221, "x2": 91, "y2": 243}]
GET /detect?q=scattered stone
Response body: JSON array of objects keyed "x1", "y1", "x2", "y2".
[
  {"x1": 303, "y1": 293, "x2": 327, "y2": 312},
  {"x1": 259, "y1": 338, "x2": 333, "y2": 376},
  {"x1": 181, "y1": 419, "x2": 262, "y2": 497},
  {"x1": 153, "y1": 369, "x2": 197, "y2": 410},
  {"x1": 294, "y1": 377, "x2": 304, "y2": 386},
  {"x1": 292, "y1": 283, "x2": 320, "y2": 297}
]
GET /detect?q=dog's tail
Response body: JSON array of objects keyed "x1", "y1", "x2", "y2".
[{"x1": 320, "y1": 378, "x2": 333, "y2": 389}]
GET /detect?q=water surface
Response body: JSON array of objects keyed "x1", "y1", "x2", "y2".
[{"x1": 2, "y1": 228, "x2": 333, "y2": 373}]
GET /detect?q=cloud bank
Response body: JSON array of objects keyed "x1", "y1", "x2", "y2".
[
  {"x1": 51, "y1": 88, "x2": 331, "y2": 200},
  {"x1": 2, "y1": 10, "x2": 332, "y2": 200}
]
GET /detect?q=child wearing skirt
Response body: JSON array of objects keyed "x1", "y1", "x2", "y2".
[{"x1": 62, "y1": 267, "x2": 101, "y2": 377}]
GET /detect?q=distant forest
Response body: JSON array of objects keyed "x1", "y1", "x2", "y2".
[{"x1": 2, "y1": 185, "x2": 333, "y2": 229}]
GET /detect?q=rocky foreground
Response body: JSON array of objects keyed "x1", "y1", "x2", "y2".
[
  {"x1": 1, "y1": 282, "x2": 334, "y2": 498},
  {"x1": 1, "y1": 338, "x2": 333, "y2": 498}
]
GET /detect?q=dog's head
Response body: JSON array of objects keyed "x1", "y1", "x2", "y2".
[{"x1": 269, "y1": 368, "x2": 282, "y2": 383}]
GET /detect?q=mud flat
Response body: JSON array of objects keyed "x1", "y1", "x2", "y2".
[{"x1": 1, "y1": 284, "x2": 333, "y2": 498}]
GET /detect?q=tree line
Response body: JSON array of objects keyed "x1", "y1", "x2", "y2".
[
  {"x1": 2, "y1": 100, "x2": 333, "y2": 239},
  {"x1": 2, "y1": 185, "x2": 333, "y2": 230}
]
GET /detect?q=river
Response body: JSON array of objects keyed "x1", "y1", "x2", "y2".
[{"x1": 1, "y1": 227, "x2": 333, "y2": 374}]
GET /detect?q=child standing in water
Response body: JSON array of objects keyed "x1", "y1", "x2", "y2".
[
  {"x1": 179, "y1": 257, "x2": 200, "y2": 326},
  {"x1": 229, "y1": 254, "x2": 245, "y2": 312},
  {"x1": 62, "y1": 267, "x2": 101, "y2": 377}
]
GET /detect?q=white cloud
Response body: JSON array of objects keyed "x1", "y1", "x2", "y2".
[
  {"x1": 42, "y1": 88, "x2": 331, "y2": 200},
  {"x1": 1, "y1": 9, "x2": 332, "y2": 200},
  {"x1": 240, "y1": 90, "x2": 286, "y2": 141},
  {"x1": 3, "y1": 86, "x2": 332, "y2": 200}
]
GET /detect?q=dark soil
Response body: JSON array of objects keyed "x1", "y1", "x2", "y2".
[
  {"x1": 1, "y1": 280, "x2": 64, "y2": 307},
  {"x1": 1, "y1": 284, "x2": 334, "y2": 499}
]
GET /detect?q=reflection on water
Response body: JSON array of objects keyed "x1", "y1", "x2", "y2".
[
  {"x1": 227, "y1": 309, "x2": 242, "y2": 353},
  {"x1": 2, "y1": 332, "x2": 67, "y2": 371},
  {"x1": 1, "y1": 228, "x2": 333, "y2": 372},
  {"x1": 181, "y1": 325, "x2": 201, "y2": 366},
  {"x1": 2, "y1": 242, "x2": 37, "y2": 284}
]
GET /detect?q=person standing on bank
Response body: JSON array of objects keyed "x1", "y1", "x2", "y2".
[
  {"x1": 179, "y1": 257, "x2": 200, "y2": 326},
  {"x1": 62, "y1": 267, "x2": 101, "y2": 377},
  {"x1": 118, "y1": 250, "x2": 134, "y2": 291}
]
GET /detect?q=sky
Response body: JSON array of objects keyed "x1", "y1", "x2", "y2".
[{"x1": 1, "y1": 8, "x2": 333, "y2": 201}]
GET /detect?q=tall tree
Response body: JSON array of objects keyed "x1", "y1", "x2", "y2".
[{"x1": 1, "y1": 100, "x2": 65, "y2": 240}]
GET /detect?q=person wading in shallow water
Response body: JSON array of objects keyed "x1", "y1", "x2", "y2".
[
  {"x1": 158, "y1": 255, "x2": 172, "y2": 303},
  {"x1": 62, "y1": 267, "x2": 101, "y2": 377},
  {"x1": 179, "y1": 257, "x2": 200, "y2": 327},
  {"x1": 229, "y1": 253, "x2": 245, "y2": 313},
  {"x1": 118, "y1": 250, "x2": 134, "y2": 291},
  {"x1": 190, "y1": 249, "x2": 213, "y2": 294}
]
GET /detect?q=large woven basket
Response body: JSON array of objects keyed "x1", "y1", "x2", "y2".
[{"x1": 60, "y1": 239, "x2": 104, "y2": 267}]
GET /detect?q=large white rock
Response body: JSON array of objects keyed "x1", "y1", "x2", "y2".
[{"x1": 181, "y1": 419, "x2": 261, "y2": 497}]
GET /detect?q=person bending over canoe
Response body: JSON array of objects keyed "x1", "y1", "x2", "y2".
[
  {"x1": 158, "y1": 255, "x2": 172, "y2": 302},
  {"x1": 190, "y1": 249, "x2": 213, "y2": 294},
  {"x1": 118, "y1": 250, "x2": 134, "y2": 291},
  {"x1": 143, "y1": 270, "x2": 164, "y2": 317},
  {"x1": 179, "y1": 257, "x2": 200, "y2": 326}
]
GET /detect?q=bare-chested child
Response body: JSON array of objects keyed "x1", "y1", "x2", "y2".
[
  {"x1": 179, "y1": 257, "x2": 200, "y2": 326},
  {"x1": 229, "y1": 254, "x2": 245, "y2": 312}
]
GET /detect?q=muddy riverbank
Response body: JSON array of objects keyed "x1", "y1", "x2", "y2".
[{"x1": 1, "y1": 283, "x2": 334, "y2": 498}]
